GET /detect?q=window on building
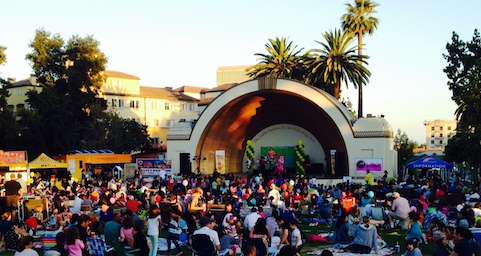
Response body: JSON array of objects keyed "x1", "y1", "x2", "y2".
[
  {"x1": 163, "y1": 119, "x2": 174, "y2": 127},
  {"x1": 118, "y1": 99, "x2": 124, "y2": 108},
  {"x1": 17, "y1": 88, "x2": 22, "y2": 95},
  {"x1": 440, "y1": 126, "x2": 443, "y2": 130},
  {"x1": 130, "y1": 100, "x2": 139, "y2": 109},
  {"x1": 440, "y1": 133, "x2": 443, "y2": 137},
  {"x1": 431, "y1": 127, "x2": 434, "y2": 131},
  {"x1": 16, "y1": 104, "x2": 25, "y2": 112},
  {"x1": 154, "y1": 119, "x2": 160, "y2": 127},
  {"x1": 431, "y1": 134, "x2": 434, "y2": 137},
  {"x1": 111, "y1": 99, "x2": 117, "y2": 107},
  {"x1": 165, "y1": 102, "x2": 170, "y2": 110},
  {"x1": 152, "y1": 137, "x2": 160, "y2": 144},
  {"x1": 431, "y1": 140, "x2": 434, "y2": 144},
  {"x1": 189, "y1": 104, "x2": 195, "y2": 111},
  {"x1": 448, "y1": 126, "x2": 451, "y2": 130}
]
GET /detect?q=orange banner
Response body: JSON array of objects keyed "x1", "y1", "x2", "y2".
[{"x1": 0, "y1": 151, "x2": 27, "y2": 166}]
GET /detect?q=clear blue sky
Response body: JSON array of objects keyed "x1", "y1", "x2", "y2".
[{"x1": 1, "y1": 0, "x2": 480, "y2": 144}]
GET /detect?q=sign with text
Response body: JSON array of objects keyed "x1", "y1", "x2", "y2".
[
  {"x1": 136, "y1": 158, "x2": 171, "y2": 176},
  {"x1": 355, "y1": 158, "x2": 383, "y2": 172},
  {"x1": 0, "y1": 151, "x2": 27, "y2": 166}
]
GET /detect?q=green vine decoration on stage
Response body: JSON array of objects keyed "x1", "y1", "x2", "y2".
[
  {"x1": 246, "y1": 140, "x2": 255, "y2": 172},
  {"x1": 295, "y1": 140, "x2": 305, "y2": 175}
]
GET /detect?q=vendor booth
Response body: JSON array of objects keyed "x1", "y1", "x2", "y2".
[
  {"x1": 29, "y1": 153, "x2": 69, "y2": 182},
  {"x1": 405, "y1": 155, "x2": 453, "y2": 181}
]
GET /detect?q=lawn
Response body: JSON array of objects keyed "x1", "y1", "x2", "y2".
[
  {"x1": 1, "y1": 224, "x2": 435, "y2": 256},
  {"x1": 299, "y1": 223, "x2": 435, "y2": 256}
]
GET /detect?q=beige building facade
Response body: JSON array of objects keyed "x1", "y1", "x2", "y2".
[
  {"x1": 7, "y1": 70, "x2": 200, "y2": 145},
  {"x1": 423, "y1": 119, "x2": 457, "y2": 149}
]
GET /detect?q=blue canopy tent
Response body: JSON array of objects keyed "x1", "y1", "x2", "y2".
[
  {"x1": 405, "y1": 155, "x2": 453, "y2": 169},
  {"x1": 405, "y1": 155, "x2": 453, "y2": 181}
]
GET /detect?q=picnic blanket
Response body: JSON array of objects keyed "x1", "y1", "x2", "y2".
[{"x1": 307, "y1": 245, "x2": 394, "y2": 256}]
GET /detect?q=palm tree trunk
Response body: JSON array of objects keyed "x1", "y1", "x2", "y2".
[
  {"x1": 334, "y1": 81, "x2": 341, "y2": 99},
  {"x1": 357, "y1": 32, "x2": 363, "y2": 118}
]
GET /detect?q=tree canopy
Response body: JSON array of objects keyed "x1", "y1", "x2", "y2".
[
  {"x1": 0, "y1": 45, "x2": 19, "y2": 149},
  {"x1": 13, "y1": 28, "x2": 151, "y2": 157},
  {"x1": 342, "y1": 0, "x2": 379, "y2": 117},
  {"x1": 443, "y1": 29, "x2": 481, "y2": 182}
]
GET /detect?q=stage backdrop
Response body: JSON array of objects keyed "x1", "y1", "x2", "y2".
[{"x1": 261, "y1": 146, "x2": 295, "y2": 169}]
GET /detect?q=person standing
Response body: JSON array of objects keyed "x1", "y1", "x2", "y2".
[
  {"x1": 104, "y1": 212, "x2": 122, "y2": 246},
  {"x1": 5, "y1": 174, "x2": 23, "y2": 209},
  {"x1": 146, "y1": 205, "x2": 162, "y2": 256},
  {"x1": 16, "y1": 174, "x2": 27, "y2": 197},
  {"x1": 365, "y1": 170, "x2": 375, "y2": 186}
]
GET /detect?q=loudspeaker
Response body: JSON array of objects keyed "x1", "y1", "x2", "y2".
[
  {"x1": 179, "y1": 153, "x2": 192, "y2": 175},
  {"x1": 335, "y1": 152, "x2": 348, "y2": 177}
]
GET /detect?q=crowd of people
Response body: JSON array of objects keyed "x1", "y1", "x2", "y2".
[{"x1": 0, "y1": 167, "x2": 481, "y2": 256}]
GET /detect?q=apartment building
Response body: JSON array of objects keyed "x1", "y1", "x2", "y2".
[
  {"x1": 6, "y1": 70, "x2": 200, "y2": 145},
  {"x1": 423, "y1": 119, "x2": 457, "y2": 149}
]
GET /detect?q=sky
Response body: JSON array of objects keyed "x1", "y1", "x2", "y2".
[{"x1": 1, "y1": 0, "x2": 480, "y2": 144}]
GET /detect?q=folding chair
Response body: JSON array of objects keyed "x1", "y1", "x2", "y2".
[
  {"x1": 359, "y1": 206, "x2": 367, "y2": 218},
  {"x1": 371, "y1": 207, "x2": 384, "y2": 221},
  {"x1": 191, "y1": 233, "x2": 217, "y2": 256}
]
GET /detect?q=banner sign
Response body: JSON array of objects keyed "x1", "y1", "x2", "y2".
[
  {"x1": 355, "y1": 158, "x2": 383, "y2": 172},
  {"x1": 136, "y1": 158, "x2": 171, "y2": 176},
  {"x1": 0, "y1": 151, "x2": 27, "y2": 166},
  {"x1": 215, "y1": 150, "x2": 225, "y2": 174}
]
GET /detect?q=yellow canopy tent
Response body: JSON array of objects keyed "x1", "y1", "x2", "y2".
[{"x1": 29, "y1": 153, "x2": 68, "y2": 169}]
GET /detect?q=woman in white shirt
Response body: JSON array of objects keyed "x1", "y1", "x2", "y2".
[{"x1": 146, "y1": 205, "x2": 162, "y2": 256}]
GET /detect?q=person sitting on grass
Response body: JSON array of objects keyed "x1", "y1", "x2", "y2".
[
  {"x1": 406, "y1": 211, "x2": 422, "y2": 241},
  {"x1": 337, "y1": 216, "x2": 378, "y2": 254},
  {"x1": 332, "y1": 211, "x2": 349, "y2": 243},
  {"x1": 403, "y1": 238, "x2": 422, "y2": 256}
]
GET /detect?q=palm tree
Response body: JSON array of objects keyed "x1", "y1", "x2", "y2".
[
  {"x1": 306, "y1": 29, "x2": 370, "y2": 100},
  {"x1": 246, "y1": 37, "x2": 306, "y2": 81},
  {"x1": 342, "y1": 0, "x2": 379, "y2": 118}
]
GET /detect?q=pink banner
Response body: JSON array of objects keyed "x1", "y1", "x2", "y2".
[{"x1": 355, "y1": 158, "x2": 382, "y2": 172}]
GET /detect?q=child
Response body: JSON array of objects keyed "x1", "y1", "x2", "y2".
[
  {"x1": 64, "y1": 226, "x2": 84, "y2": 256},
  {"x1": 48, "y1": 208, "x2": 59, "y2": 228},
  {"x1": 24, "y1": 211, "x2": 39, "y2": 232},
  {"x1": 33, "y1": 205, "x2": 47, "y2": 226},
  {"x1": 290, "y1": 219, "x2": 303, "y2": 256},
  {"x1": 403, "y1": 238, "x2": 422, "y2": 256},
  {"x1": 161, "y1": 204, "x2": 183, "y2": 256},
  {"x1": 224, "y1": 214, "x2": 239, "y2": 244}
]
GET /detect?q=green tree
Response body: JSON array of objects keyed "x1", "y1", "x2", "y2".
[
  {"x1": 0, "y1": 46, "x2": 19, "y2": 149},
  {"x1": 22, "y1": 28, "x2": 108, "y2": 155},
  {"x1": 443, "y1": 29, "x2": 481, "y2": 184},
  {"x1": 444, "y1": 30, "x2": 481, "y2": 130},
  {"x1": 342, "y1": 0, "x2": 379, "y2": 118},
  {"x1": 101, "y1": 112, "x2": 151, "y2": 154},
  {"x1": 246, "y1": 37, "x2": 306, "y2": 81},
  {"x1": 393, "y1": 129, "x2": 415, "y2": 172},
  {"x1": 306, "y1": 29, "x2": 370, "y2": 99}
]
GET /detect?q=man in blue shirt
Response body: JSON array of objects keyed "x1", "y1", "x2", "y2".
[{"x1": 104, "y1": 212, "x2": 122, "y2": 246}]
